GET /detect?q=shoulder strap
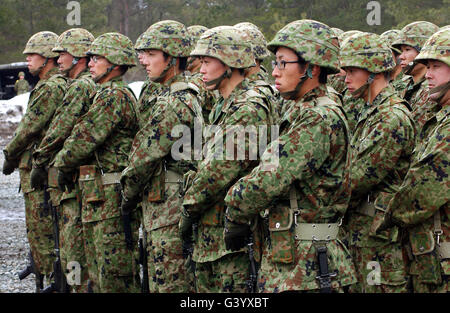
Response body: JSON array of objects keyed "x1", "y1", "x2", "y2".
[{"x1": 170, "y1": 81, "x2": 200, "y2": 95}]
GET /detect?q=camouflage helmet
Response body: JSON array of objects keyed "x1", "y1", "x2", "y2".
[
  {"x1": 392, "y1": 21, "x2": 439, "y2": 52},
  {"x1": 87, "y1": 32, "x2": 136, "y2": 67},
  {"x1": 23, "y1": 31, "x2": 59, "y2": 58},
  {"x1": 441, "y1": 25, "x2": 450, "y2": 31},
  {"x1": 135, "y1": 20, "x2": 191, "y2": 57},
  {"x1": 187, "y1": 25, "x2": 208, "y2": 45},
  {"x1": 415, "y1": 28, "x2": 450, "y2": 67},
  {"x1": 234, "y1": 22, "x2": 271, "y2": 60},
  {"x1": 338, "y1": 30, "x2": 362, "y2": 44},
  {"x1": 340, "y1": 32, "x2": 395, "y2": 73},
  {"x1": 52, "y1": 28, "x2": 95, "y2": 58},
  {"x1": 18, "y1": 71, "x2": 25, "y2": 77},
  {"x1": 191, "y1": 25, "x2": 255, "y2": 69},
  {"x1": 380, "y1": 29, "x2": 402, "y2": 54},
  {"x1": 267, "y1": 19, "x2": 340, "y2": 74},
  {"x1": 331, "y1": 27, "x2": 344, "y2": 38}
]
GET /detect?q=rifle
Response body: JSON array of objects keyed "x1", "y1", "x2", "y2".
[
  {"x1": 41, "y1": 186, "x2": 69, "y2": 293},
  {"x1": 246, "y1": 233, "x2": 258, "y2": 293},
  {"x1": 18, "y1": 250, "x2": 44, "y2": 293},
  {"x1": 139, "y1": 229, "x2": 149, "y2": 293}
]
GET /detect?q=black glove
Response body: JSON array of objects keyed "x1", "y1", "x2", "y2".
[
  {"x1": 57, "y1": 168, "x2": 75, "y2": 193},
  {"x1": 179, "y1": 207, "x2": 199, "y2": 244},
  {"x1": 120, "y1": 195, "x2": 139, "y2": 215},
  {"x1": 2, "y1": 157, "x2": 19, "y2": 175},
  {"x1": 224, "y1": 217, "x2": 251, "y2": 252},
  {"x1": 30, "y1": 167, "x2": 48, "y2": 190}
]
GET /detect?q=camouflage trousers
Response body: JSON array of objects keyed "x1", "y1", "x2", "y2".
[
  {"x1": 21, "y1": 169, "x2": 55, "y2": 280},
  {"x1": 58, "y1": 194, "x2": 89, "y2": 293},
  {"x1": 146, "y1": 224, "x2": 195, "y2": 293},
  {"x1": 348, "y1": 243, "x2": 409, "y2": 293},
  {"x1": 82, "y1": 214, "x2": 141, "y2": 293},
  {"x1": 195, "y1": 252, "x2": 249, "y2": 293}
]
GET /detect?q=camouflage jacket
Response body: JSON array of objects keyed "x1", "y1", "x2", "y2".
[
  {"x1": 183, "y1": 78, "x2": 273, "y2": 263},
  {"x1": 342, "y1": 91, "x2": 365, "y2": 135},
  {"x1": 329, "y1": 74, "x2": 347, "y2": 95},
  {"x1": 186, "y1": 71, "x2": 215, "y2": 124},
  {"x1": 224, "y1": 84, "x2": 355, "y2": 291},
  {"x1": 33, "y1": 69, "x2": 96, "y2": 168},
  {"x1": 391, "y1": 71, "x2": 407, "y2": 96},
  {"x1": 389, "y1": 103, "x2": 449, "y2": 283},
  {"x1": 346, "y1": 85, "x2": 416, "y2": 248},
  {"x1": 14, "y1": 79, "x2": 30, "y2": 95},
  {"x1": 136, "y1": 79, "x2": 161, "y2": 129},
  {"x1": 53, "y1": 76, "x2": 138, "y2": 173},
  {"x1": 4, "y1": 67, "x2": 66, "y2": 163},
  {"x1": 246, "y1": 68, "x2": 281, "y2": 125},
  {"x1": 400, "y1": 75, "x2": 428, "y2": 110},
  {"x1": 121, "y1": 74, "x2": 203, "y2": 230}
]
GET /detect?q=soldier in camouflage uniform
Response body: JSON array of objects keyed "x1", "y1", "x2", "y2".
[
  {"x1": 30, "y1": 28, "x2": 95, "y2": 293},
  {"x1": 340, "y1": 32, "x2": 416, "y2": 293},
  {"x1": 234, "y1": 22, "x2": 281, "y2": 123},
  {"x1": 185, "y1": 25, "x2": 214, "y2": 123},
  {"x1": 52, "y1": 33, "x2": 140, "y2": 293},
  {"x1": 380, "y1": 29, "x2": 404, "y2": 90},
  {"x1": 179, "y1": 25, "x2": 274, "y2": 293},
  {"x1": 224, "y1": 20, "x2": 357, "y2": 293},
  {"x1": 392, "y1": 21, "x2": 439, "y2": 133},
  {"x1": 14, "y1": 71, "x2": 30, "y2": 95},
  {"x1": 337, "y1": 31, "x2": 365, "y2": 135},
  {"x1": 381, "y1": 28, "x2": 449, "y2": 293},
  {"x1": 121, "y1": 20, "x2": 201, "y2": 293},
  {"x1": 2, "y1": 31, "x2": 67, "y2": 288}
]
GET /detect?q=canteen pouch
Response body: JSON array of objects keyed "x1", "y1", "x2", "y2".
[
  {"x1": 268, "y1": 205, "x2": 295, "y2": 264},
  {"x1": 79, "y1": 165, "x2": 105, "y2": 203},
  {"x1": 409, "y1": 230, "x2": 442, "y2": 284},
  {"x1": 147, "y1": 163, "x2": 164, "y2": 203}
]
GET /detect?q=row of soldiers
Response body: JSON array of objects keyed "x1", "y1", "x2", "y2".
[{"x1": 2, "y1": 18, "x2": 448, "y2": 293}]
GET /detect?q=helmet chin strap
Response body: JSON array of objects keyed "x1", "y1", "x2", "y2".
[
  {"x1": 93, "y1": 64, "x2": 116, "y2": 83},
  {"x1": 351, "y1": 72, "x2": 376, "y2": 105},
  {"x1": 205, "y1": 68, "x2": 233, "y2": 90},
  {"x1": 150, "y1": 57, "x2": 177, "y2": 83},
  {"x1": 62, "y1": 57, "x2": 80, "y2": 76},
  {"x1": 404, "y1": 61, "x2": 416, "y2": 75},
  {"x1": 429, "y1": 80, "x2": 450, "y2": 103},
  {"x1": 280, "y1": 63, "x2": 313, "y2": 100}
]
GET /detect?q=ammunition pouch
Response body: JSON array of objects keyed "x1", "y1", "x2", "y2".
[
  {"x1": 78, "y1": 165, "x2": 105, "y2": 203},
  {"x1": 268, "y1": 204, "x2": 295, "y2": 264}
]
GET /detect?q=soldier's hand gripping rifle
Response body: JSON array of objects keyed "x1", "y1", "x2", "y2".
[{"x1": 41, "y1": 186, "x2": 69, "y2": 293}]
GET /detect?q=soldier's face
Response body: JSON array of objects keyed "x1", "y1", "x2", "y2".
[
  {"x1": 88, "y1": 55, "x2": 112, "y2": 80},
  {"x1": 26, "y1": 53, "x2": 46, "y2": 73},
  {"x1": 272, "y1": 47, "x2": 304, "y2": 94},
  {"x1": 344, "y1": 67, "x2": 369, "y2": 94},
  {"x1": 425, "y1": 60, "x2": 450, "y2": 90},
  {"x1": 399, "y1": 45, "x2": 419, "y2": 69},
  {"x1": 199, "y1": 56, "x2": 228, "y2": 90},
  {"x1": 58, "y1": 52, "x2": 74, "y2": 72},
  {"x1": 140, "y1": 49, "x2": 170, "y2": 79}
]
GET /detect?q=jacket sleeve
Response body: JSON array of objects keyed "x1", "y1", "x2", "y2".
[
  {"x1": 390, "y1": 119, "x2": 450, "y2": 226},
  {"x1": 224, "y1": 109, "x2": 332, "y2": 223},
  {"x1": 182, "y1": 98, "x2": 271, "y2": 214},
  {"x1": 5, "y1": 82, "x2": 64, "y2": 158},
  {"x1": 52, "y1": 89, "x2": 127, "y2": 169},
  {"x1": 34, "y1": 79, "x2": 94, "y2": 167}
]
